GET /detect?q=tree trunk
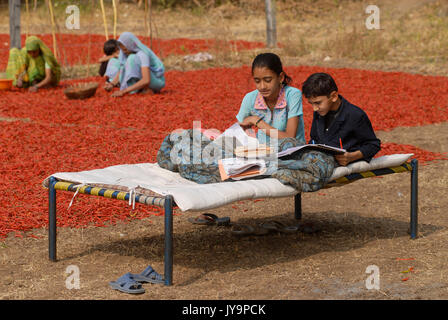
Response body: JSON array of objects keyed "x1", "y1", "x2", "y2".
[
  {"x1": 9, "y1": 0, "x2": 21, "y2": 49},
  {"x1": 265, "y1": 0, "x2": 277, "y2": 48}
]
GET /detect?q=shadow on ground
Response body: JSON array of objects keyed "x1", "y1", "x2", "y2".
[{"x1": 59, "y1": 211, "x2": 443, "y2": 283}]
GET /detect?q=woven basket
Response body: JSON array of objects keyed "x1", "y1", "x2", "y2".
[{"x1": 64, "y1": 82, "x2": 99, "y2": 100}]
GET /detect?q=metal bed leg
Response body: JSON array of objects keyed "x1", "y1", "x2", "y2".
[
  {"x1": 410, "y1": 159, "x2": 418, "y2": 239},
  {"x1": 49, "y1": 177, "x2": 57, "y2": 261},
  {"x1": 164, "y1": 195, "x2": 174, "y2": 286},
  {"x1": 294, "y1": 193, "x2": 302, "y2": 220}
]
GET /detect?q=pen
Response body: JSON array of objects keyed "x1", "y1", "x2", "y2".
[
  {"x1": 255, "y1": 115, "x2": 264, "y2": 127},
  {"x1": 339, "y1": 137, "x2": 343, "y2": 149}
]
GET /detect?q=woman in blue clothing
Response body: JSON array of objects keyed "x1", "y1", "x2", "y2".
[
  {"x1": 104, "y1": 32, "x2": 165, "y2": 97},
  {"x1": 236, "y1": 53, "x2": 305, "y2": 145}
]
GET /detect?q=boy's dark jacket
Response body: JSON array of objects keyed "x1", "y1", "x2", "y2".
[{"x1": 309, "y1": 95, "x2": 381, "y2": 162}]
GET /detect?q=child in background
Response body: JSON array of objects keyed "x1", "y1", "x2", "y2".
[
  {"x1": 104, "y1": 32, "x2": 165, "y2": 97},
  {"x1": 98, "y1": 39, "x2": 120, "y2": 82}
]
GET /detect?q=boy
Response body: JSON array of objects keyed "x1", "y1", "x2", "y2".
[{"x1": 302, "y1": 73, "x2": 380, "y2": 166}]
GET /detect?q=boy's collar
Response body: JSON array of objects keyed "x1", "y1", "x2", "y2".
[{"x1": 329, "y1": 94, "x2": 343, "y2": 112}]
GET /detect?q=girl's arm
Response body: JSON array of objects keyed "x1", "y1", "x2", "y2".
[
  {"x1": 239, "y1": 115, "x2": 299, "y2": 139},
  {"x1": 104, "y1": 72, "x2": 120, "y2": 91},
  {"x1": 112, "y1": 66, "x2": 150, "y2": 97},
  {"x1": 98, "y1": 52, "x2": 119, "y2": 63},
  {"x1": 98, "y1": 55, "x2": 111, "y2": 63}
]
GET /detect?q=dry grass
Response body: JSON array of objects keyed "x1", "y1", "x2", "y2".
[{"x1": 1, "y1": 0, "x2": 448, "y2": 75}]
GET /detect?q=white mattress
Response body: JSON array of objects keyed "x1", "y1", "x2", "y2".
[{"x1": 44, "y1": 154, "x2": 413, "y2": 212}]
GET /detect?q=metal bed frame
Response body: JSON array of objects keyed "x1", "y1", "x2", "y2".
[{"x1": 47, "y1": 159, "x2": 418, "y2": 286}]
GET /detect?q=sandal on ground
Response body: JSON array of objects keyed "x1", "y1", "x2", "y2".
[
  {"x1": 109, "y1": 273, "x2": 145, "y2": 294},
  {"x1": 260, "y1": 220, "x2": 298, "y2": 234},
  {"x1": 231, "y1": 223, "x2": 269, "y2": 236},
  {"x1": 231, "y1": 223, "x2": 254, "y2": 236},
  {"x1": 188, "y1": 213, "x2": 230, "y2": 226},
  {"x1": 297, "y1": 222, "x2": 321, "y2": 234},
  {"x1": 129, "y1": 265, "x2": 164, "y2": 284}
]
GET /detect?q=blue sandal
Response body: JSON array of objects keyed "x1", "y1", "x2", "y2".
[
  {"x1": 109, "y1": 273, "x2": 146, "y2": 294},
  {"x1": 130, "y1": 265, "x2": 164, "y2": 284}
]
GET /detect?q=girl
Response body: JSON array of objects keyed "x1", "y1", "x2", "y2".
[
  {"x1": 98, "y1": 39, "x2": 120, "y2": 82},
  {"x1": 5, "y1": 36, "x2": 61, "y2": 92},
  {"x1": 104, "y1": 32, "x2": 165, "y2": 97},
  {"x1": 236, "y1": 53, "x2": 305, "y2": 144}
]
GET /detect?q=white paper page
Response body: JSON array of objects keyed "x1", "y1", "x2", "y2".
[
  {"x1": 216, "y1": 123, "x2": 260, "y2": 148},
  {"x1": 221, "y1": 157, "x2": 266, "y2": 175}
]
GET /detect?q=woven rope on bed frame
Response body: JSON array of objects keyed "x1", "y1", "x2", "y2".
[
  {"x1": 53, "y1": 181, "x2": 167, "y2": 207},
  {"x1": 324, "y1": 162, "x2": 412, "y2": 188}
]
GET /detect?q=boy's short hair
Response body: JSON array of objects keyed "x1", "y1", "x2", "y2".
[{"x1": 302, "y1": 73, "x2": 338, "y2": 98}]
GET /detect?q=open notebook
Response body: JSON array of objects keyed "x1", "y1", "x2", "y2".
[
  {"x1": 277, "y1": 144, "x2": 346, "y2": 157},
  {"x1": 218, "y1": 158, "x2": 267, "y2": 180}
]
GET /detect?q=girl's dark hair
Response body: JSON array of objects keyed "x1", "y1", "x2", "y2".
[
  {"x1": 99, "y1": 39, "x2": 119, "y2": 77},
  {"x1": 251, "y1": 53, "x2": 292, "y2": 86},
  {"x1": 302, "y1": 73, "x2": 338, "y2": 98},
  {"x1": 103, "y1": 39, "x2": 119, "y2": 55}
]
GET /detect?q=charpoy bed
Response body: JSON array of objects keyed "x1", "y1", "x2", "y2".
[{"x1": 43, "y1": 153, "x2": 417, "y2": 286}]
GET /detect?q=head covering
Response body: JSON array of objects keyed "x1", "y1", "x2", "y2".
[
  {"x1": 117, "y1": 32, "x2": 164, "y2": 80},
  {"x1": 25, "y1": 36, "x2": 60, "y2": 74},
  {"x1": 6, "y1": 36, "x2": 61, "y2": 86}
]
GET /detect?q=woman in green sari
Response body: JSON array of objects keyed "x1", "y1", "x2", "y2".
[{"x1": 5, "y1": 36, "x2": 61, "y2": 92}]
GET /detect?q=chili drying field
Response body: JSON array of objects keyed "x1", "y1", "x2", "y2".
[{"x1": 1, "y1": 33, "x2": 448, "y2": 299}]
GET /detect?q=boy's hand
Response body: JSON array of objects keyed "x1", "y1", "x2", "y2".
[{"x1": 335, "y1": 150, "x2": 363, "y2": 166}]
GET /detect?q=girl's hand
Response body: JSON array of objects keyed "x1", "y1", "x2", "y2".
[
  {"x1": 28, "y1": 85, "x2": 38, "y2": 93},
  {"x1": 112, "y1": 90, "x2": 126, "y2": 98},
  {"x1": 104, "y1": 82, "x2": 114, "y2": 91},
  {"x1": 98, "y1": 55, "x2": 109, "y2": 63},
  {"x1": 239, "y1": 116, "x2": 260, "y2": 129}
]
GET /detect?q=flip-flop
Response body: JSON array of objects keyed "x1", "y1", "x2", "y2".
[
  {"x1": 231, "y1": 223, "x2": 270, "y2": 236},
  {"x1": 260, "y1": 220, "x2": 298, "y2": 234},
  {"x1": 297, "y1": 222, "x2": 321, "y2": 234},
  {"x1": 109, "y1": 273, "x2": 145, "y2": 294},
  {"x1": 129, "y1": 265, "x2": 164, "y2": 284},
  {"x1": 231, "y1": 223, "x2": 255, "y2": 236},
  {"x1": 188, "y1": 213, "x2": 230, "y2": 226}
]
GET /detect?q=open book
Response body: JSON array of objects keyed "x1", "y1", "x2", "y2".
[
  {"x1": 218, "y1": 158, "x2": 267, "y2": 181},
  {"x1": 234, "y1": 145, "x2": 276, "y2": 158},
  {"x1": 277, "y1": 144, "x2": 346, "y2": 157},
  {"x1": 215, "y1": 123, "x2": 259, "y2": 148},
  {"x1": 215, "y1": 123, "x2": 276, "y2": 158}
]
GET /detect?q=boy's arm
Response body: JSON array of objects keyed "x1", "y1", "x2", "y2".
[
  {"x1": 354, "y1": 113, "x2": 381, "y2": 160},
  {"x1": 336, "y1": 113, "x2": 380, "y2": 166}
]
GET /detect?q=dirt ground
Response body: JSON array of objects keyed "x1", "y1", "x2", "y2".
[
  {"x1": 0, "y1": 123, "x2": 447, "y2": 300},
  {"x1": 1, "y1": 0, "x2": 448, "y2": 301}
]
